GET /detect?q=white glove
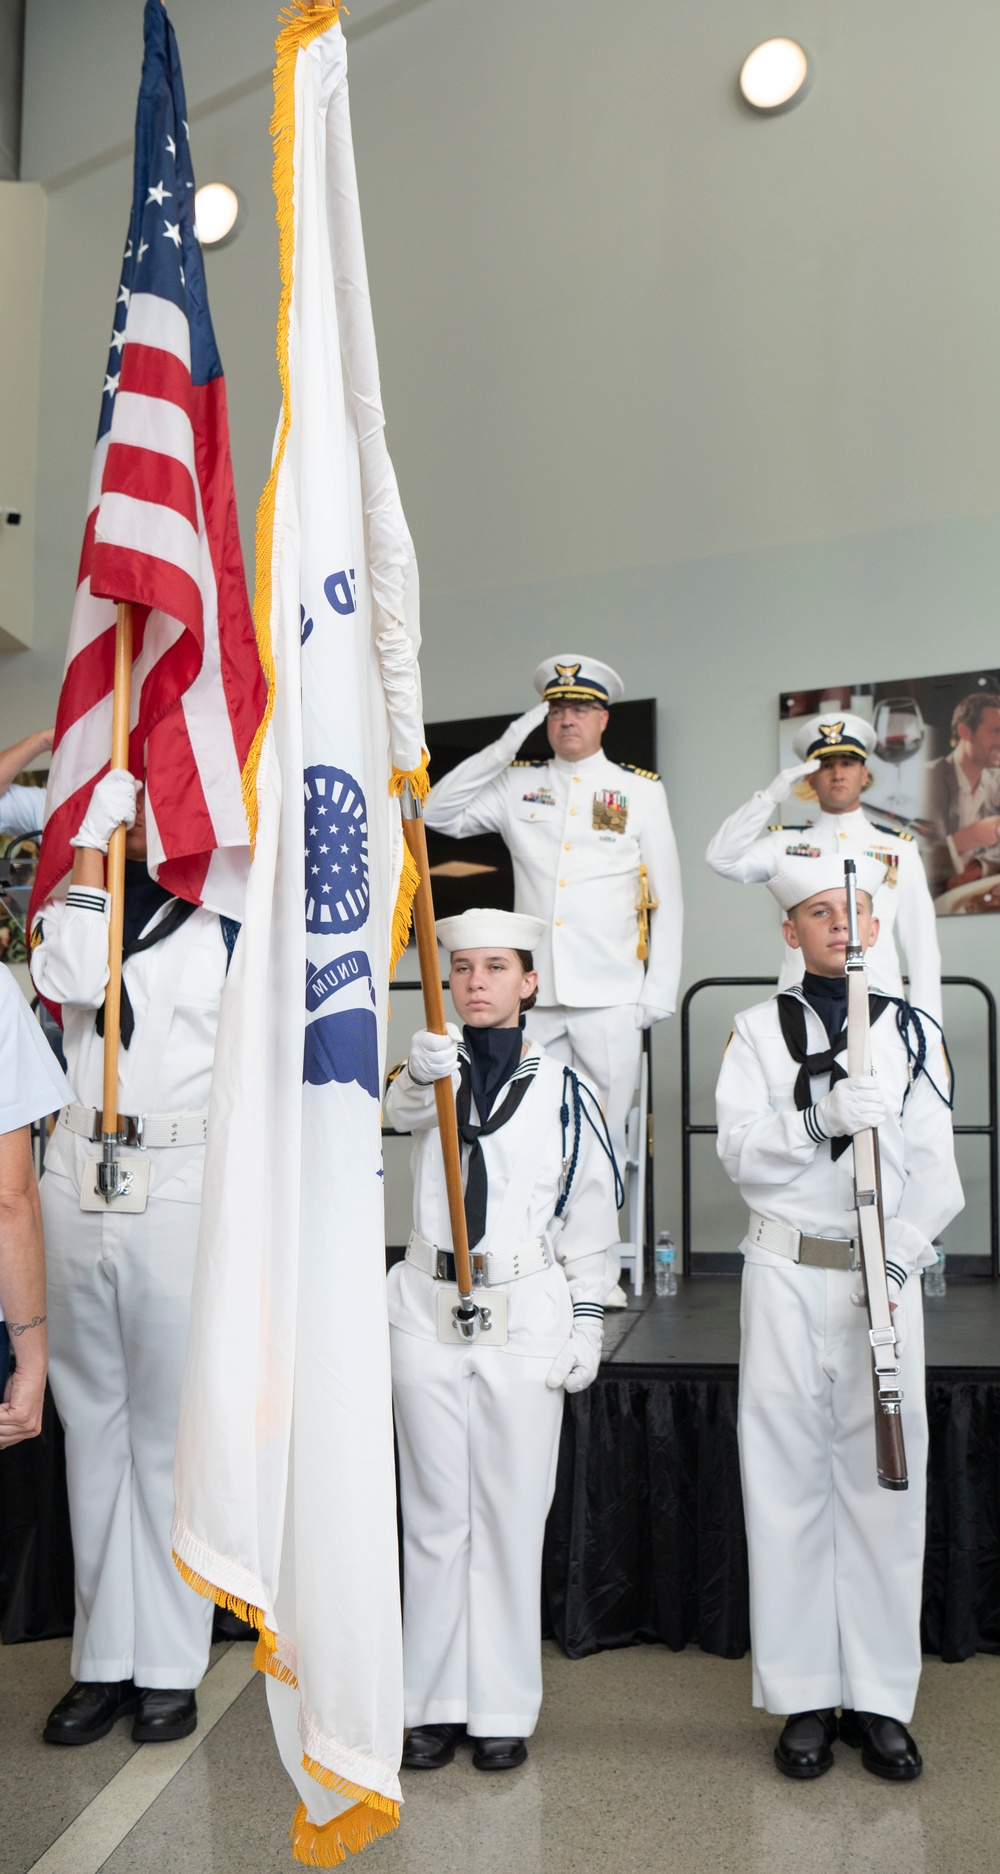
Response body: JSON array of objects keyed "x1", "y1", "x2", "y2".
[
  {"x1": 635, "y1": 1003, "x2": 670, "y2": 1030},
  {"x1": 70, "y1": 769, "x2": 138, "y2": 853},
  {"x1": 546, "y1": 1316, "x2": 603, "y2": 1394},
  {"x1": 813, "y1": 1075, "x2": 886, "y2": 1139},
  {"x1": 763, "y1": 758, "x2": 820, "y2": 805},
  {"x1": 496, "y1": 701, "x2": 550, "y2": 763},
  {"x1": 408, "y1": 1022, "x2": 461, "y2": 1086}
]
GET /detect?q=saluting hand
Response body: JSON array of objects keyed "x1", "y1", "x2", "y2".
[{"x1": 764, "y1": 758, "x2": 820, "y2": 805}]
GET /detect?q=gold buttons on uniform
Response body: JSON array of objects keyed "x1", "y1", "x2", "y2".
[
  {"x1": 555, "y1": 918, "x2": 563, "y2": 926},
  {"x1": 572, "y1": 776, "x2": 580, "y2": 784},
  {"x1": 569, "y1": 808, "x2": 578, "y2": 816},
  {"x1": 564, "y1": 843, "x2": 572, "y2": 851},
  {"x1": 559, "y1": 879, "x2": 567, "y2": 887}
]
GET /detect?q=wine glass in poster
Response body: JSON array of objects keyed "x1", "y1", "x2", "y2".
[{"x1": 778, "y1": 671, "x2": 1000, "y2": 916}]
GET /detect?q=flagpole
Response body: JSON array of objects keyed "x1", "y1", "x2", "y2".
[
  {"x1": 98, "y1": 600, "x2": 133, "y2": 1198},
  {"x1": 400, "y1": 786, "x2": 481, "y2": 1337}
]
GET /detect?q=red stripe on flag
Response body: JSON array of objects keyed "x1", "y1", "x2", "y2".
[
  {"x1": 120, "y1": 342, "x2": 194, "y2": 417},
  {"x1": 191, "y1": 376, "x2": 266, "y2": 769},
  {"x1": 76, "y1": 507, "x2": 98, "y2": 588},
  {"x1": 147, "y1": 705, "x2": 216, "y2": 862},
  {"x1": 102, "y1": 443, "x2": 199, "y2": 531},
  {"x1": 53, "y1": 611, "x2": 149, "y2": 740},
  {"x1": 89, "y1": 544, "x2": 204, "y2": 644}
]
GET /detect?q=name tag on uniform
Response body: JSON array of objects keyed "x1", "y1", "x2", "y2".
[
  {"x1": 436, "y1": 1284, "x2": 508, "y2": 1346},
  {"x1": 79, "y1": 1157, "x2": 150, "y2": 1213}
]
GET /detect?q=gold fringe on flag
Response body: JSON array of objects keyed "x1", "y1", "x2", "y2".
[
  {"x1": 290, "y1": 1798, "x2": 399, "y2": 1867},
  {"x1": 172, "y1": 1552, "x2": 278, "y2": 1652},
  {"x1": 388, "y1": 750, "x2": 431, "y2": 803},
  {"x1": 253, "y1": 1632, "x2": 300, "y2": 1686},
  {"x1": 240, "y1": 0, "x2": 343, "y2": 850},
  {"x1": 389, "y1": 842, "x2": 420, "y2": 978}
]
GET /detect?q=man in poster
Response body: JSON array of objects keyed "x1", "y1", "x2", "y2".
[{"x1": 922, "y1": 691, "x2": 1000, "y2": 897}]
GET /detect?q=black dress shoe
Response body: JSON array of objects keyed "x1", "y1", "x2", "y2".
[
  {"x1": 43, "y1": 1680, "x2": 139, "y2": 1745},
  {"x1": 132, "y1": 1688, "x2": 198, "y2": 1743},
  {"x1": 471, "y1": 1736, "x2": 528, "y2": 1772},
  {"x1": 774, "y1": 1709, "x2": 837, "y2": 1779},
  {"x1": 401, "y1": 1723, "x2": 465, "y2": 1769},
  {"x1": 839, "y1": 1709, "x2": 922, "y2": 1780}
]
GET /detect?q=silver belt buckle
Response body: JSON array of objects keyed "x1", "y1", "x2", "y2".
[
  {"x1": 798, "y1": 1234, "x2": 856, "y2": 1272},
  {"x1": 434, "y1": 1249, "x2": 451, "y2": 1282}
]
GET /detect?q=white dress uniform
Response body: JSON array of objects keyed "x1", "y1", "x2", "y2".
[
  {"x1": 716, "y1": 980, "x2": 962, "y2": 1722},
  {"x1": 386, "y1": 1036, "x2": 618, "y2": 1739},
  {"x1": 707, "y1": 703, "x2": 943, "y2": 1029},
  {"x1": 0, "y1": 784, "x2": 47, "y2": 838},
  {"x1": 424, "y1": 662, "x2": 682, "y2": 1165},
  {"x1": 30, "y1": 882, "x2": 226, "y2": 1689}
]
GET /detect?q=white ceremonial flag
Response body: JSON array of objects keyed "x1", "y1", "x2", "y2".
[{"x1": 172, "y1": 4, "x2": 426, "y2": 1861}]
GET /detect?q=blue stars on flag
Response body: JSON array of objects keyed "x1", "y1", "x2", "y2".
[{"x1": 303, "y1": 766, "x2": 370, "y2": 935}]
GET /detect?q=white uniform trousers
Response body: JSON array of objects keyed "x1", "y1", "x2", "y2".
[
  {"x1": 528, "y1": 1004, "x2": 639, "y2": 1172},
  {"x1": 738, "y1": 1259, "x2": 927, "y2": 1723},
  {"x1": 40, "y1": 1172, "x2": 213, "y2": 1688},
  {"x1": 391, "y1": 1325, "x2": 565, "y2": 1737}
]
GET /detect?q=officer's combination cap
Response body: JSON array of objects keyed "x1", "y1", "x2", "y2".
[
  {"x1": 435, "y1": 908, "x2": 548, "y2": 954},
  {"x1": 791, "y1": 711, "x2": 876, "y2": 763},
  {"x1": 533, "y1": 654, "x2": 624, "y2": 707},
  {"x1": 766, "y1": 852, "x2": 887, "y2": 913}
]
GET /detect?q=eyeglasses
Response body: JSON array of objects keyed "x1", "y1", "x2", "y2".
[{"x1": 547, "y1": 701, "x2": 602, "y2": 720}]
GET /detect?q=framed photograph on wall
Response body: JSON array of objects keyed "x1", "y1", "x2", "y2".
[{"x1": 778, "y1": 672, "x2": 1000, "y2": 917}]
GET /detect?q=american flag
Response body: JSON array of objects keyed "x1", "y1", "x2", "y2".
[{"x1": 31, "y1": 0, "x2": 265, "y2": 928}]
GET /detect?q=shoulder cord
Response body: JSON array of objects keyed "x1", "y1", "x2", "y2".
[
  {"x1": 893, "y1": 999, "x2": 955, "y2": 1111},
  {"x1": 556, "y1": 1065, "x2": 626, "y2": 1213}
]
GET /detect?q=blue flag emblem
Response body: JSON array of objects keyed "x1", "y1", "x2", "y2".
[
  {"x1": 303, "y1": 766, "x2": 369, "y2": 934},
  {"x1": 303, "y1": 952, "x2": 379, "y2": 1099}
]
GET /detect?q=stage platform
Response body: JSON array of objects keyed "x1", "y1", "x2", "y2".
[
  {"x1": 601, "y1": 1266, "x2": 1000, "y2": 1370},
  {"x1": 542, "y1": 1269, "x2": 1000, "y2": 1669}
]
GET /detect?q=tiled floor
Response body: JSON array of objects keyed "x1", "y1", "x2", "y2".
[
  {"x1": 604, "y1": 1270, "x2": 1000, "y2": 1368},
  {"x1": 3, "y1": 1635, "x2": 999, "y2": 1874}
]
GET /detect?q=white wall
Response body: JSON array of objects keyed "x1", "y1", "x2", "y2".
[{"x1": 8, "y1": 0, "x2": 1000, "y2": 1252}]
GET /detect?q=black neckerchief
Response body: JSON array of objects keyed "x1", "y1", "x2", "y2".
[
  {"x1": 455, "y1": 1024, "x2": 535, "y2": 1248},
  {"x1": 777, "y1": 985, "x2": 890, "y2": 1161},
  {"x1": 95, "y1": 862, "x2": 196, "y2": 1049},
  {"x1": 802, "y1": 970, "x2": 848, "y2": 1045},
  {"x1": 464, "y1": 1019, "x2": 524, "y2": 1120}
]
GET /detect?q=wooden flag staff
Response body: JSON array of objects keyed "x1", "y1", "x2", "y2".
[
  {"x1": 98, "y1": 600, "x2": 133, "y2": 1200},
  {"x1": 400, "y1": 784, "x2": 482, "y2": 1338}
]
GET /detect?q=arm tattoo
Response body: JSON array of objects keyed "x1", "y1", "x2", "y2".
[{"x1": 7, "y1": 1315, "x2": 46, "y2": 1337}]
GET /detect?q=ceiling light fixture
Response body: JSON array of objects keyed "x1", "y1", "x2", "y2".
[
  {"x1": 194, "y1": 182, "x2": 242, "y2": 248},
  {"x1": 738, "y1": 38, "x2": 809, "y2": 114}
]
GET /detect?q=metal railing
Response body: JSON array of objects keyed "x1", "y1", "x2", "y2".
[{"x1": 681, "y1": 975, "x2": 999, "y2": 1279}]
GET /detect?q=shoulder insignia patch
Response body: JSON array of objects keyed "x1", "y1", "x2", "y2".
[
  {"x1": 869, "y1": 819, "x2": 913, "y2": 841},
  {"x1": 770, "y1": 823, "x2": 811, "y2": 833},
  {"x1": 385, "y1": 1060, "x2": 406, "y2": 1086},
  {"x1": 618, "y1": 762, "x2": 660, "y2": 782},
  {"x1": 511, "y1": 758, "x2": 550, "y2": 768}
]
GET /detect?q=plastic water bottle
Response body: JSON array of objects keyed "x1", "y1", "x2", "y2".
[
  {"x1": 655, "y1": 1230, "x2": 678, "y2": 1298},
  {"x1": 923, "y1": 1244, "x2": 947, "y2": 1298}
]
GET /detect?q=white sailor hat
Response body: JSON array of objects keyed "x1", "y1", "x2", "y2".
[
  {"x1": 533, "y1": 653, "x2": 624, "y2": 707},
  {"x1": 435, "y1": 908, "x2": 547, "y2": 954},
  {"x1": 766, "y1": 852, "x2": 887, "y2": 913},
  {"x1": 791, "y1": 711, "x2": 876, "y2": 763}
]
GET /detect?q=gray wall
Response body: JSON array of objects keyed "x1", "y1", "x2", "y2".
[{"x1": 7, "y1": 0, "x2": 1000, "y2": 1250}]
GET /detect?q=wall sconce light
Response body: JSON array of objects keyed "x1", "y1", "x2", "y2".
[
  {"x1": 194, "y1": 182, "x2": 242, "y2": 248},
  {"x1": 739, "y1": 38, "x2": 810, "y2": 114}
]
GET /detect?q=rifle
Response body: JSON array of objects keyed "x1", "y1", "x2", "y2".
[{"x1": 844, "y1": 857, "x2": 907, "y2": 1491}]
